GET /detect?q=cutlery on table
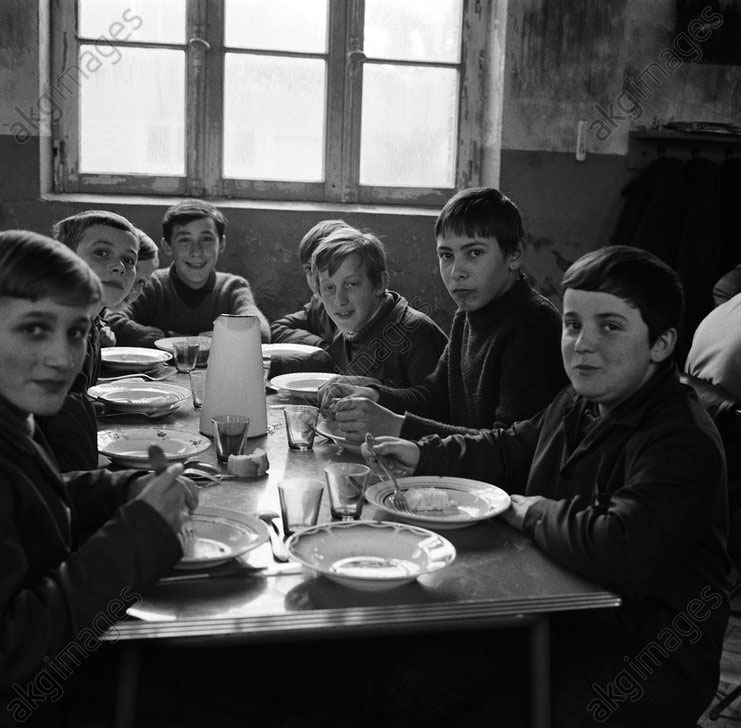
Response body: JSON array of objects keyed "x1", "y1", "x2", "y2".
[
  {"x1": 257, "y1": 510, "x2": 290, "y2": 563},
  {"x1": 364, "y1": 433, "x2": 410, "y2": 512},
  {"x1": 98, "y1": 366, "x2": 178, "y2": 383}
]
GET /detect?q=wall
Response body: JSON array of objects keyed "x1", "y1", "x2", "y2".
[{"x1": 1, "y1": 0, "x2": 739, "y2": 328}]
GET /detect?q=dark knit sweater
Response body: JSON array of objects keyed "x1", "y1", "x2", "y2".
[
  {"x1": 109, "y1": 265, "x2": 270, "y2": 346},
  {"x1": 270, "y1": 294, "x2": 336, "y2": 350},
  {"x1": 373, "y1": 275, "x2": 568, "y2": 439},
  {"x1": 325, "y1": 291, "x2": 448, "y2": 387}
]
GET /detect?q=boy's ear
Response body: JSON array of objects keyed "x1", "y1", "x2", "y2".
[
  {"x1": 650, "y1": 328, "x2": 677, "y2": 363},
  {"x1": 375, "y1": 270, "x2": 390, "y2": 295},
  {"x1": 507, "y1": 240, "x2": 524, "y2": 270},
  {"x1": 218, "y1": 235, "x2": 227, "y2": 254},
  {"x1": 160, "y1": 236, "x2": 172, "y2": 256}
]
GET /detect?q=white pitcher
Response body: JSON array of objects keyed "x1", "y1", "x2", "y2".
[{"x1": 199, "y1": 314, "x2": 267, "y2": 437}]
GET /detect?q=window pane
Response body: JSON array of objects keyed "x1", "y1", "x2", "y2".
[
  {"x1": 225, "y1": 0, "x2": 327, "y2": 53},
  {"x1": 364, "y1": 0, "x2": 462, "y2": 63},
  {"x1": 223, "y1": 54, "x2": 325, "y2": 182},
  {"x1": 79, "y1": 0, "x2": 185, "y2": 44},
  {"x1": 360, "y1": 65, "x2": 457, "y2": 188},
  {"x1": 79, "y1": 47, "x2": 185, "y2": 175}
]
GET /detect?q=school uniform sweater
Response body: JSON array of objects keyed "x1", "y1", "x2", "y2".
[
  {"x1": 109, "y1": 265, "x2": 270, "y2": 346},
  {"x1": 325, "y1": 291, "x2": 448, "y2": 387},
  {"x1": 372, "y1": 275, "x2": 567, "y2": 439},
  {"x1": 0, "y1": 398, "x2": 180, "y2": 727}
]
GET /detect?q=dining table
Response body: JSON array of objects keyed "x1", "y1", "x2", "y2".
[{"x1": 95, "y1": 369, "x2": 622, "y2": 728}]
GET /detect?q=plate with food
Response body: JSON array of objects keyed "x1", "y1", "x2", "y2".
[
  {"x1": 314, "y1": 418, "x2": 362, "y2": 454},
  {"x1": 365, "y1": 476, "x2": 511, "y2": 530},
  {"x1": 101, "y1": 346, "x2": 172, "y2": 371},
  {"x1": 88, "y1": 381, "x2": 191, "y2": 414},
  {"x1": 268, "y1": 372, "x2": 337, "y2": 398},
  {"x1": 176, "y1": 506, "x2": 269, "y2": 570},
  {"x1": 154, "y1": 336, "x2": 212, "y2": 366},
  {"x1": 97, "y1": 427, "x2": 211, "y2": 468},
  {"x1": 286, "y1": 520, "x2": 455, "y2": 590}
]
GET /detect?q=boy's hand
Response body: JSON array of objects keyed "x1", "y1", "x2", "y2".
[
  {"x1": 332, "y1": 397, "x2": 404, "y2": 441},
  {"x1": 99, "y1": 325, "x2": 116, "y2": 347},
  {"x1": 499, "y1": 494, "x2": 544, "y2": 531},
  {"x1": 318, "y1": 377, "x2": 379, "y2": 409},
  {"x1": 360, "y1": 436, "x2": 420, "y2": 476},
  {"x1": 129, "y1": 463, "x2": 199, "y2": 534}
]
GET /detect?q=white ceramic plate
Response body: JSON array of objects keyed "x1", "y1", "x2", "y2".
[
  {"x1": 176, "y1": 506, "x2": 269, "y2": 570},
  {"x1": 262, "y1": 343, "x2": 325, "y2": 357},
  {"x1": 97, "y1": 427, "x2": 211, "y2": 468},
  {"x1": 365, "y1": 476, "x2": 511, "y2": 530},
  {"x1": 88, "y1": 382, "x2": 190, "y2": 413},
  {"x1": 154, "y1": 336, "x2": 211, "y2": 365},
  {"x1": 314, "y1": 419, "x2": 362, "y2": 454},
  {"x1": 268, "y1": 372, "x2": 337, "y2": 398},
  {"x1": 101, "y1": 347, "x2": 172, "y2": 371},
  {"x1": 286, "y1": 520, "x2": 455, "y2": 591}
]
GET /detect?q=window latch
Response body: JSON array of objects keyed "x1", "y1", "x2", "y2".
[{"x1": 188, "y1": 37, "x2": 211, "y2": 51}]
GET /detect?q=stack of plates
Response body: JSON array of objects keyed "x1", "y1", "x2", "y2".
[
  {"x1": 89, "y1": 381, "x2": 191, "y2": 418},
  {"x1": 100, "y1": 347, "x2": 172, "y2": 375},
  {"x1": 268, "y1": 372, "x2": 337, "y2": 399}
]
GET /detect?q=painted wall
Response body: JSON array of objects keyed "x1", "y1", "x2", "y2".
[{"x1": 1, "y1": 0, "x2": 739, "y2": 329}]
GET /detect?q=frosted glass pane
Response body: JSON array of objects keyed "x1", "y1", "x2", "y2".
[
  {"x1": 79, "y1": 0, "x2": 185, "y2": 44},
  {"x1": 79, "y1": 47, "x2": 185, "y2": 175},
  {"x1": 225, "y1": 0, "x2": 327, "y2": 52},
  {"x1": 223, "y1": 55, "x2": 325, "y2": 182},
  {"x1": 364, "y1": 0, "x2": 462, "y2": 62},
  {"x1": 360, "y1": 65, "x2": 457, "y2": 188}
]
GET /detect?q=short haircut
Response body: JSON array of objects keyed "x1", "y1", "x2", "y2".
[
  {"x1": 561, "y1": 245, "x2": 684, "y2": 344},
  {"x1": 298, "y1": 219, "x2": 350, "y2": 267},
  {"x1": 135, "y1": 229, "x2": 160, "y2": 263},
  {"x1": 161, "y1": 200, "x2": 227, "y2": 242},
  {"x1": 0, "y1": 229, "x2": 103, "y2": 307},
  {"x1": 52, "y1": 210, "x2": 138, "y2": 252},
  {"x1": 434, "y1": 187, "x2": 524, "y2": 257},
  {"x1": 311, "y1": 228, "x2": 387, "y2": 289}
]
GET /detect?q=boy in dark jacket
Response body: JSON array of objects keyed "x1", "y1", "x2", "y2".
[{"x1": 369, "y1": 245, "x2": 730, "y2": 727}]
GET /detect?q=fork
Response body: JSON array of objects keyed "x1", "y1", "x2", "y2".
[{"x1": 364, "y1": 433, "x2": 409, "y2": 512}]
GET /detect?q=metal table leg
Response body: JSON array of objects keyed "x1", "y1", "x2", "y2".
[
  {"x1": 529, "y1": 615, "x2": 551, "y2": 728},
  {"x1": 113, "y1": 642, "x2": 140, "y2": 728}
]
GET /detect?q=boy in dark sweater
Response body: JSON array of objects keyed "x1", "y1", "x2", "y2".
[
  {"x1": 112, "y1": 200, "x2": 270, "y2": 346},
  {"x1": 321, "y1": 187, "x2": 567, "y2": 440}
]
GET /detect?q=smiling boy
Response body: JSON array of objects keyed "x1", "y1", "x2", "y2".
[
  {"x1": 114, "y1": 200, "x2": 270, "y2": 346},
  {"x1": 311, "y1": 228, "x2": 447, "y2": 386},
  {"x1": 322, "y1": 187, "x2": 567, "y2": 440},
  {"x1": 370, "y1": 245, "x2": 730, "y2": 727}
]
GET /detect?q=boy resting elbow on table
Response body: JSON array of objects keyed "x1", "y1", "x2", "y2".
[
  {"x1": 0, "y1": 230, "x2": 197, "y2": 727},
  {"x1": 320, "y1": 186, "x2": 567, "y2": 441},
  {"x1": 311, "y1": 227, "x2": 448, "y2": 387},
  {"x1": 369, "y1": 245, "x2": 730, "y2": 728},
  {"x1": 114, "y1": 200, "x2": 270, "y2": 346}
]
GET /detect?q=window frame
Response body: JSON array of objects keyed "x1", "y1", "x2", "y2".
[{"x1": 50, "y1": 0, "x2": 487, "y2": 206}]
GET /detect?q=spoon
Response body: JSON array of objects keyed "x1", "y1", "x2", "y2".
[{"x1": 257, "y1": 510, "x2": 290, "y2": 563}]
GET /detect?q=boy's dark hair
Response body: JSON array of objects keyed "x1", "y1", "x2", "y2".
[
  {"x1": 52, "y1": 210, "x2": 137, "y2": 252},
  {"x1": 561, "y1": 245, "x2": 685, "y2": 344},
  {"x1": 161, "y1": 200, "x2": 227, "y2": 242},
  {"x1": 135, "y1": 229, "x2": 159, "y2": 263},
  {"x1": 0, "y1": 230, "x2": 102, "y2": 307},
  {"x1": 434, "y1": 187, "x2": 524, "y2": 257},
  {"x1": 312, "y1": 228, "x2": 387, "y2": 290},
  {"x1": 298, "y1": 219, "x2": 350, "y2": 268}
]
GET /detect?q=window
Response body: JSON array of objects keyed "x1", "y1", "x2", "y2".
[{"x1": 51, "y1": 0, "x2": 487, "y2": 205}]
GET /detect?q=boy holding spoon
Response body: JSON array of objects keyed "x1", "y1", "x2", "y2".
[{"x1": 0, "y1": 230, "x2": 198, "y2": 727}]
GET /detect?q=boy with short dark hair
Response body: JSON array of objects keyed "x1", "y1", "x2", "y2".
[
  {"x1": 323, "y1": 187, "x2": 567, "y2": 439},
  {"x1": 269, "y1": 219, "x2": 344, "y2": 348},
  {"x1": 115, "y1": 200, "x2": 270, "y2": 346},
  {"x1": 370, "y1": 245, "x2": 730, "y2": 727},
  {"x1": 312, "y1": 227, "x2": 448, "y2": 386}
]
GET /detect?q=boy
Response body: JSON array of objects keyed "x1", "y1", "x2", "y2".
[
  {"x1": 0, "y1": 230, "x2": 196, "y2": 726},
  {"x1": 322, "y1": 187, "x2": 567, "y2": 439},
  {"x1": 312, "y1": 227, "x2": 448, "y2": 386},
  {"x1": 369, "y1": 246, "x2": 729, "y2": 727},
  {"x1": 269, "y1": 218, "x2": 343, "y2": 348},
  {"x1": 38, "y1": 209, "x2": 141, "y2": 470},
  {"x1": 114, "y1": 200, "x2": 270, "y2": 346}
]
